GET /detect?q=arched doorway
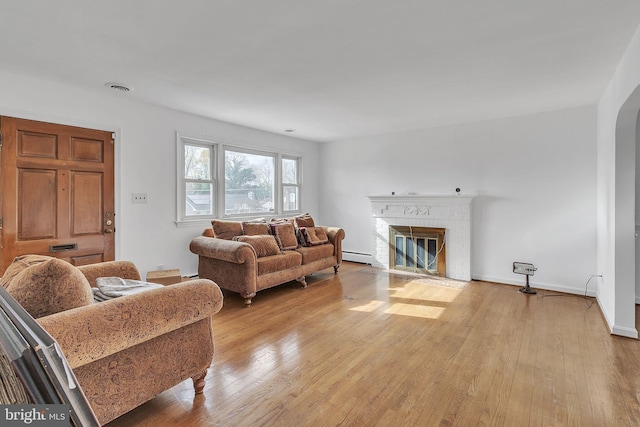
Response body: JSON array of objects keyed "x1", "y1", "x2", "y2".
[{"x1": 613, "y1": 85, "x2": 640, "y2": 337}]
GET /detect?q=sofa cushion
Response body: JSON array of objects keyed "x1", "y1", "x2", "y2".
[
  {"x1": 4, "y1": 256, "x2": 94, "y2": 318},
  {"x1": 233, "y1": 235, "x2": 281, "y2": 257},
  {"x1": 211, "y1": 220, "x2": 243, "y2": 240},
  {"x1": 294, "y1": 213, "x2": 315, "y2": 228},
  {"x1": 256, "y1": 251, "x2": 302, "y2": 276},
  {"x1": 298, "y1": 227, "x2": 329, "y2": 246},
  {"x1": 296, "y1": 243, "x2": 335, "y2": 264},
  {"x1": 242, "y1": 221, "x2": 271, "y2": 236},
  {"x1": 270, "y1": 222, "x2": 298, "y2": 250}
]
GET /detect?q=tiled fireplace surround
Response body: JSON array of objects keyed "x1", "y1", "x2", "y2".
[{"x1": 368, "y1": 195, "x2": 473, "y2": 281}]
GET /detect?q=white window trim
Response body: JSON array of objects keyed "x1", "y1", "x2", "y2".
[
  {"x1": 281, "y1": 154, "x2": 302, "y2": 213},
  {"x1": 176, "y1": 134, "x2": 217, "y2": 227},
  {"x1": 176, "y1": 134, "x2": 304, "y2": 227}
]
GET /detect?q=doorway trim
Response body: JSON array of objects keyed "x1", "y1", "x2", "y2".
[{"x1": 609, "y1": 84, "x2": 640, "y2": 338}]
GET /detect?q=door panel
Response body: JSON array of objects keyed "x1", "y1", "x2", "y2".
[
  {"x1": 71, "y1": 254, "x2": 104, "y2": 266},
  {"x1": 70, "y1": 172, "x2": 103, "y2": 236},
  {"x1": 70, "y1": 137, "x2": 103, "y2": 162},
  {"x1": 18, "y1": 131, "x2": 57, "y2": 158},
  {"x1": 18, "y1": 169, "x2": 57, "y2": 240},
  {"x1": 0, "y1": 116, "x2": 115, "y2": 273}
]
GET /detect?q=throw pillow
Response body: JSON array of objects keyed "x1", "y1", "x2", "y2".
[
  {"x1": 5, "y1": 257, "x2": 94, "y2": 318},
  {"x1": 212, "y1": 220, "x2": 243, "y2": 240},
  {"x1": 242, "y1": 221, "x2": 271, "y2": 236},
  {"x1": 299, "y1": 227, "x2": 330, "y2": 246},
  {"x1": 269, "y1": 222, "x2": 299, "y2": 250},
  {"x1": 314, "y1": 227, "x2": 329, "y2": 244},
  {"x1": 294, "y1": 213, "x2": 315, "y2": 228},
  {"x1": 233, "y1": 235, "x2": 281, "y2": 257},
  {"x1": 269, "y1": 218, "x2": 291, "y2": 225}
]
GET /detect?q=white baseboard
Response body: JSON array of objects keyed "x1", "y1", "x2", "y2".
[
  {"x1": 471, "y1": 274, "x2": 596, "y2": 297},
  {"x1": 342, "y1": 251, "x2": 372, "y2": 264},
  {"x1": 612, "y1": 325, "x2": 639, "y2": 338}
]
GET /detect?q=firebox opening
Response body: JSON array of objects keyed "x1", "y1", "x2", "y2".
[{"x1": 389, "y1": 226, "x2": 446, "y2": 276}]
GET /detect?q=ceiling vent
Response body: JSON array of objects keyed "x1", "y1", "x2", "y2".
[{"x1": 105, "y1": 82, "x2": 133, "y2": 92}]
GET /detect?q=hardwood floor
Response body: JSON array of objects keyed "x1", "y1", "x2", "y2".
[{"x1": 106, "y1": 262, "x2": 640, "y2": 426}]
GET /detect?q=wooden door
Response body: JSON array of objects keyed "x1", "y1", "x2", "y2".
[{"x1": 0, "y1": 117, "x2": 115, "y2": 274}]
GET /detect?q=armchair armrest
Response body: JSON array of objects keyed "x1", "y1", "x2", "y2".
[
  {"x1": 77, "y1": 261, "x2": 141, "y2": 287},
  {"x1": 36, "y1": 280, "x2": 223, "y2": 369},
  {"x1": 189, "y1": 236, "x2": 257, "y2": 264}
]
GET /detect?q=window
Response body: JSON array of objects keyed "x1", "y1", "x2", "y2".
[
  {"x1": 178, "y1": 137, "x2": 216, "y2": 221},
  {"x1": 224, "y1": 148, "x2": 275, "y2": 216},
  {"x1": 177, "y1": 134, "x2": 302, "y2": 225},
  {"x1": 282, "y1": 156, "x2": 300, "y2": 212}
]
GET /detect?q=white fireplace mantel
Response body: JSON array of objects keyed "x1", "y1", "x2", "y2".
[{"x1": 368, "y1": 195, "x2": 473, "y2": 281}]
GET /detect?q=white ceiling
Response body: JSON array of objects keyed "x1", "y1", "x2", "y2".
[{"x1": 2, "y1": 1, "x2": 640, "y2": 142}]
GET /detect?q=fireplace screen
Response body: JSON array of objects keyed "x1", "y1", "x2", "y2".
[{"x1": 389, "y1": 226, "x2": 445, "y2": 276}]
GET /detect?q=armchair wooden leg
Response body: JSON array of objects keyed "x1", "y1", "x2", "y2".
[
  {"x1": 296, "y1": 276, "x2": 307, "y2": 288},
  {"x1": 334, "y1": 265, "x2": 340, "y2": 274},
  {"x1": 192, "y1": 370, "x2": 207, "y2": 394},
  {"x1": 242, "y1": 293, "x2": 256, "y2": 307}
]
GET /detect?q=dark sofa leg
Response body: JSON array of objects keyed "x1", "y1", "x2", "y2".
[
  {"x1": 334, "y1": 265, "x2": 340, "y2": 274},
  {"x1": 192, "y1": 370, "x2": 207, "y2": 394}
]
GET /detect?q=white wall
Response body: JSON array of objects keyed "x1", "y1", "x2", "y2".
[
  {"x1": 597, "y1": 24, "x2": 640, "y2": 338},
  {"x1": 0, "y1": 70, "x2": 320, "y2": 277},
  {"x1": 320, "y1": 106, "x2": 598, "y2": 294}
]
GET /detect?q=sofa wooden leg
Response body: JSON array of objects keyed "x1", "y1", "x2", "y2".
[
  {"x1": 192, "y1": 370, "x2": 207, "y2": 394},
  {"x1": 334, "y1": 265, "x2": 340, "y2": 274},
  {"x1": 243, "y1": 293, "x2": 256, "y2": 307},
  {"x1": 296, "y1": 276, "x2": 307, "y2": 288}
]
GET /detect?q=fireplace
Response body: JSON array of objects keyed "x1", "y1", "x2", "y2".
[
  {"x1": 368, "y1": 195, "x2": 473, "y2": 281},
  {"x1": 390, "y1": 226, "x2": 446, "y2": 276}
]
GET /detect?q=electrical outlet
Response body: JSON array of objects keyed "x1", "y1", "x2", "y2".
[{"x1": 132, "y1": 193, "x2": 147, "y2": 203}]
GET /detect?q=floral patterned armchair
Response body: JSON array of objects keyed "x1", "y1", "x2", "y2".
[{"x1": 0, "y1": 255, "x2": 223, "y2": 425}]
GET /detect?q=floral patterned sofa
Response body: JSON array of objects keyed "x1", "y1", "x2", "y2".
[
  {"x1": 0, "y1": 255, "x2": 223, "y2": 425},
  {"x1": 189, "y1": 213, "x2": 345, "y2": 306}
]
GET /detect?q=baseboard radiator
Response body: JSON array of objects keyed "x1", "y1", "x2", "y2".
[{"x1": 342, "y1": 251, "x2": 372, "y2": 264}]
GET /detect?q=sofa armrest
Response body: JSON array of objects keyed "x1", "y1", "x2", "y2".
[
  {"x1": 321, "y1": 227, "x2": 345, "y2": 265},
  {"x1": 77, "y1": 261, "x2": 141, "y2": 287},
  {"x1": 323, "y1": 227, "x2": 345, "y2": 244},
  {"x1": 189, "y1": 235, "x2": 257, "y2": 264},
  {"x1": 37, "y1": 280, "x2": 223, "y2": 369}
]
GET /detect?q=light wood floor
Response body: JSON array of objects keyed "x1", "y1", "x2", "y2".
[{"x1": 106, "y1": 262, "x2": 640, "y2": 426}]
